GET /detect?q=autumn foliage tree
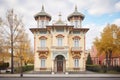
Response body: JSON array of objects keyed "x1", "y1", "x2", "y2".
[
  {"x1": 94, "y1": 24, "x2": 120, "y2": 69},
  {"x1": 0, "y1": 9, "x2": 34, "y2": 73}
]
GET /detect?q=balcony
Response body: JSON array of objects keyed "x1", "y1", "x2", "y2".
[
  {"x1": 37, "y1": 47, "x2": 49, "y2": 52},
  {"x1": 71, "y1": 47, "x2": 82, "y2": 52},
  {"x1": 51, "y1": 46, "x2": 69, "y2": 49}
]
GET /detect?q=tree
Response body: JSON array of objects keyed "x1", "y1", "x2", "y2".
[
  {"x1": 86, "y1": 53, "x2": 93, "y2": 65},
  {"x1": 0, "y1": 9, "x2": 34, "y2": 73},
  {"x1": 0, "y1": 18, "x2": 10, "y2": 62},
  {"x1": 0, "y1": 9, "x2": 26, "y2": 73},
  {"x1": 93, "y1": 24, "x2": 120, "y2": 70},
  {"x1": 15, "y1": 33, "x2": 34, "y2": 66}
]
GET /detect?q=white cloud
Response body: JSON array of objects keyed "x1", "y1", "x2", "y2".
[
  {"x1": 86, "y1": 0, "x2": 119, "y2": 15},
  {"x1": 0, "y1": 0, "x2": 120, "y2": 49},
  {"x1": 86, "y1": 18, "x2": 120, "y2": 49},
  {"x1": 65, "y1": 0, "x2": 120, "y2": 16},
  {"x1": 115, "y1": 1, "x2": 120, "y2": 11},
  {"x1": 112, "y1": 18, "x2": 120, "y2": 26},
  {"x1": 84, "y1": 23, "x2": 105, "y2": 49}
]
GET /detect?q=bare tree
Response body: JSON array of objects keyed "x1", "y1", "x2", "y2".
[{"x1": 0, "y1": 9, "x2": 25, "y2": 73}]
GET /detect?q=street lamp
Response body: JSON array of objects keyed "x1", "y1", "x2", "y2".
[
  {"x1": 17, "y1": 40, "x2": 27, "y2": 77},
  {"x1": 20, "y1": 56, "x2": 23, "y2": 77}
]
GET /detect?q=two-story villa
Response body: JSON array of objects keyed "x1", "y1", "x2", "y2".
[{"x1": 30, "y1": 6, "x2": 89, "y2": 74}]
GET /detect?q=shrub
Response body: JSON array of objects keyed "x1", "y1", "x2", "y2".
[
  {"x1": 86, "y1": 65, "x2": 101, "y2": 72},
  {"x1": 0, "y1": 62, "x2": 9, "y2": 70},
  {"x1": 14, "y1": 65, "x2": 34, "y2": 73},
  {"x1": 101, "y1": 65, "x2": 107, "y2": 73},
  {"x1": 111, "y1": 66, "x2": 120, "y2": 72},
  {"x1": 22, "y1": 65, "x2": 34, "y2": 72}
]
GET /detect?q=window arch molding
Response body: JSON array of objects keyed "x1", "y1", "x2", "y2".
[
  {"x1": 39, "y1": 36, "x2": 47, "y2": 39},
  {"x1": 72, "y1": 36, "x2": 81, "y2": 40},
  {"x1": 56, "y1": 34, "x2": 64, "y2": 38}
]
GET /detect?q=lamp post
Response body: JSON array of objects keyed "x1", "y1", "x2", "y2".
[
  {"x1": 18, "y1": 40, "x2": 27, "y2": 77},
  {"x1": 20, "y1": 56, "x2": 23, "y2": 77}
]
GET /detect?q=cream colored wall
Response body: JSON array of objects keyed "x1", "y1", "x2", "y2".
[
  {"x1": 34, "y1": 28, "x2": 86, "y2": 71},
  {"x1": 68, "y1": 33, "x2": 85, "y2": 69},
  {"x1": 34, "y1": 32, "x2": 52, "y2": 71},
  {"x1": 51, "y1": 28, "x2": 69, "y2": 46}
]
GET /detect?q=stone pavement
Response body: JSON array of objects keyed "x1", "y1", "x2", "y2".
[{"x1": 0, "y1": 73, "x2": 120, "y2": 78}]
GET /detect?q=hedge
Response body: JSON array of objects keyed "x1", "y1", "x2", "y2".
[
  {"x1": 0, "y1": 62, "x2": 9, "y2": 70},
  {"x1": 86, "y1": 65, "x2": 101, "y2": 72},
  {"x1": 14, "y1": 65, "x2": 34, "y2": 73},
  {"x1": 22, "y1": 65, "x2": 34, "y2": 72},
  {"x1": 87, "y1": 65, "x2": 120, "y2": 73}
]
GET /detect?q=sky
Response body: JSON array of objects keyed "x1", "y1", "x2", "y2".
[{"x1": 0, "y1": 0, "x2": 120, "y2": 49}]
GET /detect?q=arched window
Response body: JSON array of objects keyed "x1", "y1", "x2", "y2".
[
  {"x1": 74, "y1": 59, "x2": 79, "y2": 68},
  {"x1": 39, "y1": 36, "x2": 47, "y2": 47},
  {"x1": 74, "y1": 38, "x2": 79, "y2": 47},
  {"x1": 40, "y1": 39, "x2": 46, "y2": 47},
  {"x1": 40, "y1": 59, "x2": 45, "y2": 68},
  {"x1": 57, "y1": 37, "x2": 63, "y2": 46},
  {"x1": 73, "y1": 36, "x2": 80, "y2": 47},
  {"x1": 56, "y1": 34, "x2": 64, "y2": 47}
]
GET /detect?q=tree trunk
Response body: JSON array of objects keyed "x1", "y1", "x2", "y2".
[
  {"x1": 108, "y1": 49, "x2": 112, "y2": 69},
  {"x1": 105, "y1": 51, "x2": 109, "y2": 71}
]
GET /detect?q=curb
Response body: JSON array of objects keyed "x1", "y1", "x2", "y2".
[{"x1": 0, "y1": 74, "x2": 120, "y2": 78}]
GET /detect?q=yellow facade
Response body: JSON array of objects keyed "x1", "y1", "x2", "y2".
[{"x1": 30, "y1": 6, "x2": 89, "y2": 74}]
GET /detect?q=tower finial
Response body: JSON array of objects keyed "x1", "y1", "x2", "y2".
[
  {"x1": 75, "y1": 5, "x2": 77, "y2": 12},
  {"x1": 41, "y1": 5, "x2": 44, "y2": 12},
  {"x1": 58, "y1": 12, "x2": 61, "y2": 20}
]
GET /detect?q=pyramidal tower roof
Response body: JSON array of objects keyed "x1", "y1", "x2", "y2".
[
  {"x1": 34, "y1": 5, "x2": 51, "y2": 20},
  {"x1": 68, "y1": 5, "x2": 85, "y2": 21}
]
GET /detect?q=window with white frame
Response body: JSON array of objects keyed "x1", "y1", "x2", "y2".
[
  {"x1": 74, "y1": 59, "x2": 79, "y2": 68},
  {"x1": 74, "y1": 20, "x2": 78, "y2": 28},
  {"x1": 74, "y1": 39, "x2": 79, "y2": 47},
  {"x1": 41, "y1": 59, "x2": 45, "y2": 68},
  {"x1": 41, "y1": 20, "x2": 44, "y2": 28},
  {"x1": 57, "y1": 37, "x2": 63, "y2": 46},
  {"x1": 40, "y1": 39, "x2": 46, "y2": 47}
]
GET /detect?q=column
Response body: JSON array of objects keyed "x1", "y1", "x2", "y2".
[
  {"x1": 51, "y1": 60, "x2": 54, "y2": 74},
  {"x1": 65, "y1": 60, "x2": 69, "y2": 74}
]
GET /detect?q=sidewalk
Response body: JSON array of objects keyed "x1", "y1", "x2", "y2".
[{"x1": 0, "y1": 73, "x2": 120, "y2": 78}]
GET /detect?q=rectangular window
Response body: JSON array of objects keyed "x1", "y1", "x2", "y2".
[
  {"x1": 74, "y1": 39, "x2": 79, "y2": 47},
  {"x1": 41, "y1": 59, "x2": 45, "y2": 68},
  {"x1": 56, "y1": 28, "x2": 64, "y2": 32},
  {"x1": 74, "y1": 20, "x2": 78, "y2": 28},
  {"x1": 39, "y1": 31, "x2": 47, "y2": 34},
  {"x1": 57, "y1": 38, "x2": 62, "y2": 46},
  {"x1": 40, "y1": 39, "x2": 46, "y2": 47},
  {"x1": 41, "y1": 20, "x2": 44, "y2": 28},
  {"x1": 74, "y1": 59, "x2": 79, "y2": 68},
  {"x1": 73, "y1": 31, "x2": 80, "y2": 34}
]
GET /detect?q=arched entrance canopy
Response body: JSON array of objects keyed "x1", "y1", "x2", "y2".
[
  {"x1": 55, "y1": 55, "x2": 65, "y2": 72},
  {"x1": 52, "y1": 51, "x2": 68, "y2": 60}
]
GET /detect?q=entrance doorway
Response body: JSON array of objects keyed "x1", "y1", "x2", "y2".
[{"x1": 55, "y1": 55, "x2": 65, "y2": 72}]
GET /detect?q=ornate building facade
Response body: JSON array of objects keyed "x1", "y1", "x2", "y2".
[{"x1": 30, "y1": 6, "x2": 89, "y2": 74}]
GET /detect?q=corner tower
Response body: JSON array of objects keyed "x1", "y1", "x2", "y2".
[
  {"x1": 68, "y1": 6, "x2": 84, "y2": 28},
  {"x1": 34, "y1": 5, "x2": 51, "y2": 28}
]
